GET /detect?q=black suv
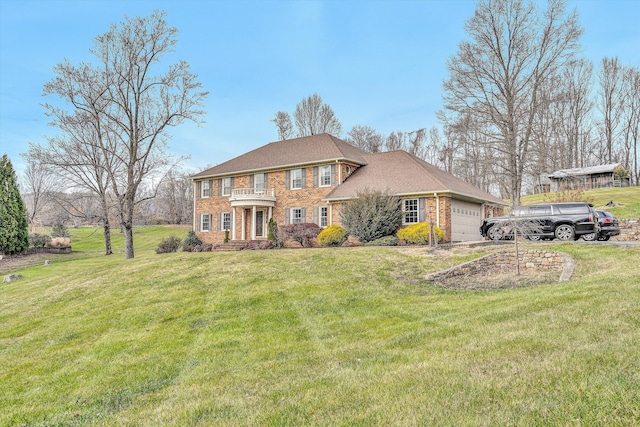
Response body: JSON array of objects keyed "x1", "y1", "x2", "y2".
[{"x1": 480, "y1": 202, "x2": 599, "y2": 241}]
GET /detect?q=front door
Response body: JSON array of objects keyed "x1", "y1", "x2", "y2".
[{"x1": 255, "y1": 210, "x2": 265, "y2": 238}]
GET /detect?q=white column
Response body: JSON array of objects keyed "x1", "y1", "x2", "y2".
[
  {"x1": 232, "y1": 208, "x2": 236, "y2": 241},
  {"x1": 241, "y1": 209, "x2": 246, "y2": 241},
  {"x1": 251, "y1": 206, "x2": 256, "y2": 240}
]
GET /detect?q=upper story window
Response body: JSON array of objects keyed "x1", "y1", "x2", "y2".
[
  {"x1": 200, "y1": 180, "x2": 211, "y2": 198},
  {"x1": 403, "y1": 199, "x2": 418, "y2": 224},
  {"x1": 253, "y1": 173, "x2": 266, "y2": 190},
  {"x1": 291, "y1": 169, "x2": 303, "y2": 189},
  {"x1": 319, "y1": 165, "x2": 332, "y2": 187},
  {"x1": 222, "y1": 177, "x2": 232, "y2": 196}
]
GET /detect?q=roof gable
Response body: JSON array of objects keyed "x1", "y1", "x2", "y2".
[
  {"x1": 192, "y1": 134, "x2": 368, "y2": 178},
  {"x1": 324, "y1": 150, "x2": 505, "y2": 205}
]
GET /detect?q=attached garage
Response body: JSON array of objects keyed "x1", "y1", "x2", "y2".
[{"x1": 451, "y1": 199, "x2": 483, "y2": 242}]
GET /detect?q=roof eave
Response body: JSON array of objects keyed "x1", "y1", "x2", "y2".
[{"x1": 192, "y1": 157, "x2": 368, "y2": 180}]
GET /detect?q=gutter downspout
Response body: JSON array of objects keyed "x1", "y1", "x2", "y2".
[{"x1": 434, "y1": 193, "x2": 440, "y2": 227}]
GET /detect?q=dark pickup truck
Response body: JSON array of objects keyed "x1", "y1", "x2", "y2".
[{"x1": 480, "y1": 202, "x2": 599, "y2": 241}]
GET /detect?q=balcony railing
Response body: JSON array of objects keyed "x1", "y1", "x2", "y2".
[{"x1": 229, "y1": 188, "x2": 276, "y2": 206}]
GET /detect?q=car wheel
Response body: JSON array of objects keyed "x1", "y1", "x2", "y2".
[
  {"x1": 488, "y1": 226, "x2": 505, "y2": 241},
  {"x1": 582, "y1": 232, "x2": 597, "y2": 241},
  {"x1": 527, "y1": 235, "x2": 542, "y2": 241},
  {"x1": 555, "y1": 224, "x2": 575, "y2": 241},
  {"x1": 597, "y1": 235, "x2": 610, "y2": 241}
]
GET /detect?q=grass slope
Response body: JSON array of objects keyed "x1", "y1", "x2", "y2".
[
  {"x1": 521, "y1": 187, "x2": 640, "y2": 218},
  {"x1": 1, "y1": 226, "x2": 639, "y2": 426}
]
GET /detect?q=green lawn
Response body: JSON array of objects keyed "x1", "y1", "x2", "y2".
[
  {"x1": 521, "y1": 186, "x2": 640, "y2": 218},
  {"x1": 1, "y1": 227, "x2": 639, "y2": 426}
]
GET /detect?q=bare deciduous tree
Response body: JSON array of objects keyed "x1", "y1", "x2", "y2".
[
  {"x1": 42, "y1": 10, "x2": 208, "y2": 258},
  {"x1": 271, "y1": 111, "x2": 293, "y2": 140},
  {"x1": 293, "y1": 93, "x2": 342, "y2": 137},
  {"x1": 19, "y1": 154, "x2": 54, "y2": 229},
  {"x1": 442, "y1": 0, "x2": 582, "y2": 206},
  {"x1": 345, "y1": 125, "x2": 384, "y2": 153},
  {"x1": 598, "y1": 57, "x2": 625, "y2": 164}
]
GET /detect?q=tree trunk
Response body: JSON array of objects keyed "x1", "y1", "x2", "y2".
[{"x1": 103, "y1": 222, "x2": 113, "y2": 255}]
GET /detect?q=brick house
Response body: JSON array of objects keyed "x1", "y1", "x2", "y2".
[{"x1": 191, "y1": 134, "x2": 505, "y2": 244}]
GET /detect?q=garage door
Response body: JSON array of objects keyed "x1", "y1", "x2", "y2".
[{"x1": 451, "y1": 200, "x2": 483, "y2": 242}]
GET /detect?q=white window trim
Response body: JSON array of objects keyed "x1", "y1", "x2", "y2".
[
  {"x1": 291, "y1": 169, "x2": 303, "y2": 190},
  {"x1": 201, "y1": 180, "x2": 211, "y2": 198},
  {"x1": 319, "y1": 165, "x2": 332, "y2": 187},
  {"x1": 320, "y1": 206, "x2": 328, "y2": 227},
  {"x1": 201, "y1": 213, "x2": 211, "y2": 232},
  {"x1": 222, "y1": 178, "x2": 232, "y2": 196},
  {"x1": 222, "y1": 212, "x2": 231, "y2": 231},
  {"x1": 292, "y1": 207, "x2": 303, "y2": 224},
  {"x1": 403, "y1": 199, "x2": 419, "y2": 225}
]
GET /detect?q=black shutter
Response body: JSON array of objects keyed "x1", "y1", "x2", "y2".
[
  {"x1": 301, "y1": 168, "x2": 306, "y2": 188},
  {"x1": 197, "y1": 181, "x2": 201, "y2": 198},
  {"x1": 301, "y1": 207, "x2": 307, "y2": 222},
  {"x1": 217, "y1": 179, "x2": 222, "y2": 196},
  {"x1": 285, "y1": 208, "x2": 290, "y2": 225},
  {"x1": 285, "y1": 170, "x2": 290, "y2": 190},
  {"x1": 419, "y1": 198, "x2": 426, "y2": 222},
  {"x1": 313, "y1": 167, "x2": 319, "y2": 188},
  {"x1": 331, "y1": 164, "x2": 336, "y2": 185},
  {"x1": 313, "y1": 207, "x2": 319, "y2": 225}
]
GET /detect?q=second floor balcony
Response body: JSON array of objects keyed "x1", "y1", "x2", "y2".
[{"x1": 229, "y1": 187, "x2": 276, "y2": 207}]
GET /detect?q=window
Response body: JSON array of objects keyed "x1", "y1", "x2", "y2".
[
  {"x1": 403, "y1": 199, "x2": 418, "y2": 224},
  {"x1": 292, "y1": 208, "x2": 303, "y2": 224},
  {"x1": 222, "y1": 178, "x2": 232, "y2": 196},
  {"x1": 201, "y1": 213, "x2": 211, "y2": 232},
  {"x1": 320, "y1": 165, "x2": 332, "y2": 187},
  {"x1": 200, "y1": 180, "x2": 211, "y2": 198},
  {"x1": 254, "y1": 173, "x2": 266, "y2": 190},
  {"x1": 320, "y1": 206, "x2": 328, "y2": 227},
  {"x1": 292, "y1": 169, "x2": 304, "y2": 189},
  {"x1": 222, "y1": 212, "x2": 231, "y2": 231}
]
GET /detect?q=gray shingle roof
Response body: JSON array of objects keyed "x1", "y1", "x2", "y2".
[
  {"x1": 191, "y1": 134, "x2": 368, "y2": 178},
  {"x1": 324, "y1": 150, "x2": 505, "y2": 205}
]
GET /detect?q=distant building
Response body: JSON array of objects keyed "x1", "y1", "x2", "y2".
[{"x1": 544, "y1": 163, "x2": 630, "y2": 192}]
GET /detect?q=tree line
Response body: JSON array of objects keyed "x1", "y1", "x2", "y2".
[{"x1": 273, "y1": 1, "x2": 639, "y2": 206}]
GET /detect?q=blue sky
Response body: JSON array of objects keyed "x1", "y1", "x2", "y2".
[{"x1": 1, "y1": 0, "x2": 639, "y2": 178}]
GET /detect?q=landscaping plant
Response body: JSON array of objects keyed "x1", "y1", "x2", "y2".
[
  {"x1": 397, "y1": 222, "x2": 444, "y2": 244},
  {"x1": 317, "y1": 224, "x2": 348, "y2": 247},
  {"x1": 340, "y1": 189, "x2": 402, "y2": 243}
]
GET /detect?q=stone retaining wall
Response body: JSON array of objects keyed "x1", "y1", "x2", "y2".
[
  {"x1": 613, "y1": 218, "x2": 640, "y2": 241},
  {"x1": 426, "y1": 249, "x2": 574, "y2": 283}
]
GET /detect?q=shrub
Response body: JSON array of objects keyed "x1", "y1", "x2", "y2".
[
  {"x1": 397, "y1": 222, "x2": 444, "y2": 244},
  {"x1": 267, "y1": 218, "x2": 278, "y2": 245},
  {"x1": 278, "y1": 223, "x2": 322, "y2": 248},
  {"x1": 340, "y1": 189, "x2": 402, "y2": 243},
  {"x1": 29, "y1": 233, "x2": 51, "y2": 248},
  {"x1": 51, "y1": 223, "x2": 70, "y2": 238},
  {"x1": 155, "y1": 236, "x2": 181, "y2": 254},
  {"x1": 365, "y1": 235, "x2": 399, "y2": 246},
  {"x1": 247, "y1": 240, "x2": 275, "y2": 250},
  {"x1": 182, "y1": 230, "x2": 202, "y2": 251},
  {"x1": 317, "y1": 224, "x2": 348, "y2": 247}
]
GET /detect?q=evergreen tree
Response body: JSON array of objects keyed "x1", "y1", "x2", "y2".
[{"x1": 0, "y1": 154, "x2": 29, "y2": 255}]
